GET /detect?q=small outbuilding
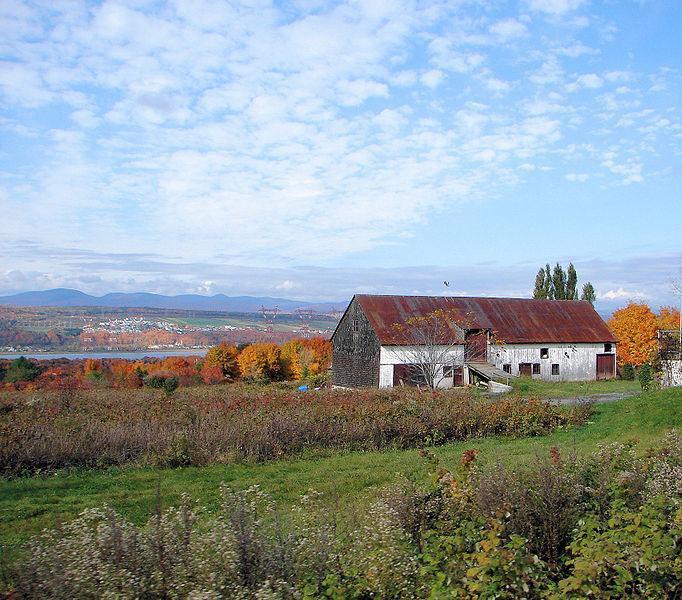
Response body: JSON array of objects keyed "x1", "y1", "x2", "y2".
[{"x1": 331, "y1": 294, "x2": 617, "y2": 388}]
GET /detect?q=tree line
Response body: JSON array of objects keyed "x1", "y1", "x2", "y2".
[{"x1": 533, "y1": 262, "x2": 596, "y2": 304}]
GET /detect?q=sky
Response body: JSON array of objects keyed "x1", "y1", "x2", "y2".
[{"x1": 0, "y1": 0, "x2": 681, "y2": 313}]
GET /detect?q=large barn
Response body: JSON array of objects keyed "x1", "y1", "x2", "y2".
[{"x1": 331, "y1": 294, "x2": 617, "y2": 388}]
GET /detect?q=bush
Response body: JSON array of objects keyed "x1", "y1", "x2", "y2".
[
  {"x1": 638, "y1": 362, "x2": 654, "y2": 390},
  {"x1": 0, "y1": 387, "x2": 580, "y2": 475},
  {"x1": 4, "y1": 357, "x2": 42, "y2": 383},
  {"x1": 162, "y1": 376, "x2": 179, "y2": 397},
  {"x1": 620, "y1": 363, "x2": 635, "y2": 380},
  {"x1": 11, "y1": 433, "x2": 681, "y2": 598}
]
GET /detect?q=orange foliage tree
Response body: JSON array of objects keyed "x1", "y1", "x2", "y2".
[
  {"x1": 237, "y1": 343, "x2": 282, "y2": 380},
  {"x1": 201, "y1": 343, "x2": 239, "y2": 382},
  {"x1": 657, "y1": 306, "x2": 680, "y2": 331},
  {"x1": 608, "y1": 303, "x2": 658, "y2": 366},
  {"x1": 301, "y1": 337, "x2": 332, "y2": 375},
  {"x1": 108, "y1": 360, "x2": 144, "y2": 388},
  {"x1": 279, "y1": 337, "x2": 332, "y2": 380}
]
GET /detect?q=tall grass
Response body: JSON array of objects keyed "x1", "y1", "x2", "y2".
[
  {"x1": 0, "y1": 385, "x2": 584, "y2": 475},
  {"x1": 9, "y1": 431, "x2": 680, "y2": 599}
]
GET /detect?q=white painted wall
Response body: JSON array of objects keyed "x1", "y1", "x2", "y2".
[
  {"x1": 379, "y1": 345, "x2": 465, "y2": 388},
  {"x1": 489, "y1": 343, "x2": 616, "y2": 381},
  {"x1": 377, "y1": 342, "x2": 615, "y2": 386}
]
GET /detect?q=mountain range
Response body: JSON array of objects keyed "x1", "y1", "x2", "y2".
[{"x1": 0, "y1": 288, "x2": 342, "y2": 314}]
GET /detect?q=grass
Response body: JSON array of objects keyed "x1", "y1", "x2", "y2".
[
  {"x1": 1, "y1": 386, "x2": 679, "y2": 575},
  {"x1": 508, "y1": 377, "x2": 640, "y2": 398}
]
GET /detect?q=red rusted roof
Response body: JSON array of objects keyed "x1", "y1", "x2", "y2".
[{"x1": 355, "y1": 294, "x2": 616, "y2": 345}]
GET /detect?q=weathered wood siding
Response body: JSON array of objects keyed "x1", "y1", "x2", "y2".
[
  {"x1": 331, "y1": 297, "x2": 380, "y2": 387},
  {"x1": 489, "y1": 343, "x2": 616, "y2": 381}
]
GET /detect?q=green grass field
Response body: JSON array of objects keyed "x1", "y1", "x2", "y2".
[
  {"x1": 1, "y1": 385, "x2": 679, "y2": 574},
  {"x1": 509, "y1": 377, "x2": 640, "y2": 397}
]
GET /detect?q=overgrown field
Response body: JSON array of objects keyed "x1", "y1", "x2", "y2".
[
  {"x1": 6, "y1": 426, "x2": 682, "y2": 598},
  {"x1": 0, "y1": 385, "x2": 585, "y2": 476},
  {"x1": 1, "y1": 388, "x2": 680, "y2": 591}
]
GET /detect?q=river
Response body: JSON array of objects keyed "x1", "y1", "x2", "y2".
[{"x1": 0, "y1": 349, "x2": 209, "y2": 360}]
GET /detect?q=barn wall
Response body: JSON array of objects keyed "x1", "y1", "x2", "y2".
[
  {"x1": 331, "y1": 298, "x2": 380, "y2": 387},
  {"x1": 489, "y1": 343, "x2": 616, "y2": 381},
  {"x1": 379, "y1": 345, "x2": 465, "y2": 388}
]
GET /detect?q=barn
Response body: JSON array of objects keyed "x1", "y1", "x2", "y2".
[{"x1": 331, "y1": 294, "x2": 617, "y2": 388}]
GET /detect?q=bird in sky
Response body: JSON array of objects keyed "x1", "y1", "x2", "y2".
[{"x1": 444, "y1": 281, "x2": 449, "y2": 287}]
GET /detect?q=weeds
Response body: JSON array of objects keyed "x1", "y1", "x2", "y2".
[
  {"x1": 0, "y1": 386, "x2": 581, "y2": 475},
  {"x1": 9, "y1": 431, "x2": 680, "y2": 598}
]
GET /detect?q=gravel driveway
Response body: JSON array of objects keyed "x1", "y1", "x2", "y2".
[{"x1": 546, "y1": 391, "x2": 639, "y2": 405}]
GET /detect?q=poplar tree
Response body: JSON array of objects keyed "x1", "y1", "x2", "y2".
[
  {"x1": 552, "y1": 263, "x2": 567, "y2": 300},
  {"x1": 545, "y1": 263, "x2": 553, "y2": 299},
  {"x1": 581, "y1": 282, "x2": 596, "y2": 305},
  {"x1": 533, "y1": 269, "x2": 547, "y2": 299},
  {"x1": 566, "y1": 263, "x2": 578, "y2": 300}
]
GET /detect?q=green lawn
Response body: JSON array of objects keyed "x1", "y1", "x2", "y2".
[
  {"x1": 508, "y1": 377, "x2": 640, "y2": 398},
  {"x1": 1, "y1": 387, "x2": 679, "y2": 575}
]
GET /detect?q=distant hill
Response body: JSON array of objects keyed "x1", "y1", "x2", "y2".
[{"x1": 0, "y1": 288, "x2": 342, "y2": 314}]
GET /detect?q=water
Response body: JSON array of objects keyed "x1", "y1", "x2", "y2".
[{"x1": 0, "y1": 349, "x2": 208, "y2": 360}]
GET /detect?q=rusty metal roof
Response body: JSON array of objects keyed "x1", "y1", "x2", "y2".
[{"x1": 355, "y1": 294, "x2": 616, "y2": 345}]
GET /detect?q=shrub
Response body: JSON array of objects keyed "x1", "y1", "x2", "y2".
[
  {"x1": 9, "y1": 434, "x2": 682, "y2": 598},
  {"x1": 4, "y1": 357, "x2": 42, "y2": 383},
  {"x1": 0, "y1": 387, "x2": 577, "y2": 475},
  {"x1": 162, "y1": 376, "x2": 179, "y2": 397},
  {"x1": 621, "y1": 363, "x2": 635, "y2": 380},
  {"x1": 638, "y1": 362, "x2": 654, "y2": 390},
  {"x1": 558, "y1": 499, "x2": 681, "y2": 597}
]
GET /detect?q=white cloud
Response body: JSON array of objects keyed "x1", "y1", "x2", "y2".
[
  {"x1": 526, "y1": 0, "x2": 586, "y2": 16},
  {"x1": 600, "y1": 287, "x2": 649, "y2": 301},
  {"x1": 421, "y1": 69, "x2": 444, "y2": 88},
  {"x1": 565, "y1": 173, "x2": 589, "y2": 181},
  {"x1": 489, "y1": 19, "x2": 528, "y2": 42}
]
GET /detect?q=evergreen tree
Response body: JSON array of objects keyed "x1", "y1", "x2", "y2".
[
  {"x1": 566, "y1": 263, "x2": 578, "y2": 300},
  {"x1": 552, "y1": 263, "x2": 567, "y2": 300},
  {"x1": 581, "y1": 282, "x2": 596, "y2": 305},
  {"x1": 533, "y1": 269, "x2": 547, "y2": 299}
]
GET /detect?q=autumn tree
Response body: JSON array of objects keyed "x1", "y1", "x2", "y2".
[
  {"x1": 237, "y1": 343, "x2": 282, "y2": 381},
  {"x1": 202, "y1": 343, "x2": 239, "y2": 381},
  {"x1": 656, "y1": 306, "x2": 681, "y2": 331},
  {"x1": 301, "y1": 337, "x2": 332, "y2": 375},
  {"x1": 608, "y1": 303, "x2": 658, "y2": 366}
]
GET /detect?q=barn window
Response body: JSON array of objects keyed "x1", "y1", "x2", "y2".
[
  {"x1": 532, "y1": 363, "x2": 541, "y2": 375},
  {"x1": 551, "y1": 363, "x2": 560, "y2": 376},
  {"x1": 443, "y1": 365, "x2": 454, "y2": 377},
  {"x1": 352, "y1": 318, "x2": 360, "y2": 332},
  {"x1": 503, "y1": 364, "x2": 511, "y2": 373},
  {"x1": 604, "y1": 343, "x2": 612, "y2": 352},
  {"x1": 540, "y1": 348, "x2": 549, "y2": 359}
]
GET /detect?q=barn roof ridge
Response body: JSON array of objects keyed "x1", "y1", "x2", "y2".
[{"x1": 350, "y1": 293, "x2": 616, "y2": 345}]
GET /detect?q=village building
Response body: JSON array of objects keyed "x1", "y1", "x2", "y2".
[{"x1": 331, "y1": 294, "x2": 617, "y2": 388}]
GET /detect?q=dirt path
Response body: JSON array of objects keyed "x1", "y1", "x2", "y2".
[{"x1": 547, "y1": 391, "x2": 639, "y2": 405}]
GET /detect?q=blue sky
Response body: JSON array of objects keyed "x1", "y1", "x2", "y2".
[{"x1": 0, "y1": 0, "x2": 680, "y2": 312}]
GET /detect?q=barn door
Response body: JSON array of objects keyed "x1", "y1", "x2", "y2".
[
  {"x1": 465, "y1": 330, "x2": 487, "y2": 362},
  {"x1": 596, "y1": 354, "x2": 615, "y2": 380},
  {"x1": 519, "y1": 363, "x2": 532, "y2": 377}
]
